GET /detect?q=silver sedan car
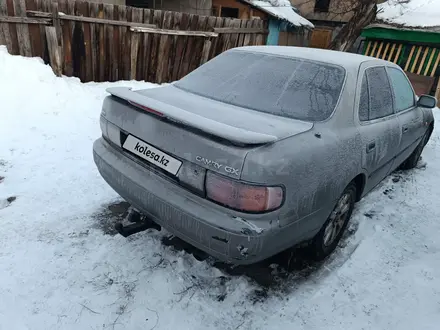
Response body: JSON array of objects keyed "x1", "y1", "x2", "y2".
[{"x1": 93, "y1": 46, "x2": 436, "y2": 265}]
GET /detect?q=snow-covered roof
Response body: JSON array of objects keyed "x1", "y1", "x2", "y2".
[
  {"x1": 377, "y1": 0, "x2": 440, "y2": 29},
  {"x1": 240, "y1": 0, "x2": 314, "y2": 28}
]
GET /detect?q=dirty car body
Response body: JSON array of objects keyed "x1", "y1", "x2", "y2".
[{"x1": 93, "y1": 46, "x2": 435, "y2": 265}]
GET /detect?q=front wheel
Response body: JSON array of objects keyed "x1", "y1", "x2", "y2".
[{"x1": 309, "y1": 182, "x2": 357, "y2": 261}]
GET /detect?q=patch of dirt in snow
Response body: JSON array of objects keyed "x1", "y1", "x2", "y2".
[{"x1": 92, "y1": 200, "x2": 131, "y2": 235}]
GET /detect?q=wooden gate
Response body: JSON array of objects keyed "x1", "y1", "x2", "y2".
[{"x1": 309, "y1": 28, "x2": 332, "y2": 49}]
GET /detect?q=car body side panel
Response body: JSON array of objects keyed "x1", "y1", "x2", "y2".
[
  {"x1": 241, "y1": 67, "x2": 364, "y2": 235},
  {"x1": 394, "y1": 107, "x2": 425, "y2": 166}
]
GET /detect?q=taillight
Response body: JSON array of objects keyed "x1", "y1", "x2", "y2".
[
  {"x1": 206, "y1": 172, "x2": 283, "y2": 213},
  {"x1": 128, "y1": 101, "x2": 164, "y2": 117}
]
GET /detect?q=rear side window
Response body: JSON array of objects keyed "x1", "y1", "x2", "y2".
[
  {"x1": 386, "y1": 67, "x2": 415, "y2": 112},
  {"x1": 174, "y1": 51, "x2": 346, "y2": 122},
  {"x1": 358, "y1": 67, "x2": 394, "y2": 121}
]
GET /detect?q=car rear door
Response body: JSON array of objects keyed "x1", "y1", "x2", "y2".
[
  {"x1": 385, "y1": 66, "x2": 425, "y2": 166},
  {"x1": 356, "y1": 65, "x2": 401, "y2": 192}
]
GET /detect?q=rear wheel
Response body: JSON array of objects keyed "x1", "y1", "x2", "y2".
[
  {"x1": 400, "y1": 128, "x2": 431, "y2": 170},
  {"x1": 310, "y1": 182, "x2": 357, "y2": 261}
]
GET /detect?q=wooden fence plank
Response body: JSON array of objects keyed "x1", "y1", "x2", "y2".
[
  {"x1": 425, "y1": 48, "x2": 436, "y2": 76},
  {"x1": 381, "y1": 42, "x2": 390, "y2": 60},
  {"x1": 148, "y1": 10, "x2": 163, "y2": 83},
  {"x1": 77, "y1": 1, "x2": 92, "y2": 81},
  {"x1": 210, "y1": 16, "x2": 223, "y2": 58},
  {"x1": 13, "y1": 0, "x2": 32, "y2": 56},
  {"x1": 249, "y1": 19, "x2": 259, "y2": 46},
  {"x1": 130, "y1": 25, "x2": 219, "y2": 37},
  {"x1": 111, "y1": 5, "x2": 120, "y2": 81},
  {"x1": 34, "y1": 0, "x2": 48, "y2": 62},
  {"x1": 167, "y1": 11, "x2": 181, "y2": 81},
  {"x1": 117, "y1": 5, "x2": 127, "y2": 80},
  {"x1": 45, "y1": 26, "x2": 62, "y2": 76},
  {"x1": 0, "y1": 18, "x2": 4, "y2": 46},
  {"x1": 189, "y1": 15, "x2": 208, "y2": 74},
  {"x1": 0, "y1": 1, "x2": 13, "y2": 53},
  {"x1": 404, "y1": 46, "x2": 415, "y2": 71},
  {"x1": 131, "y1": 7, "x2": 143, "y2": 80},
  {"x1": 418, "y1": 47, "x2": 430, "y2": 75},
  {"x1": 410, "y1": 46, "x2": 422, "y2": 73},
  {"x1": 230, "y1": 19, "x2": 241, "y2": 48},
  {"x1": 57, "y1": 0, "x2": 70, "y2": 75},
  {"x1": 0, "y1": 15, "x2": 50, "y2": 23},
  {"x1": 27, "y1": 10, "x2": 157, "y2": 28},
  {"x1": 256, "y1": 20, "x2": 265, "y2": 45},
  {"x1": 142, "y1": 8, "x2": 152, "y2": 82},
  {"x1": 393, "y1": 44, "x2": 402, "y2": 64},
  {"x1": 89, "y1": 2, "x2": 99, "y2": 81},
  {"x1": 103, "y1": 4, "x2": 113, "y2": 81},
  {"x1": 200, "y1": 15, "x2": 216, "y2": 65},
  {"x1": 242, "y1": 20, "x2": 253, "y2": 47},
  {"x1": 123, "y1": 5, "x2": 132, "y2": 80},
  {"x1": 236, "y1": 19, "x2": 247, "y2": 47},
  {"x1": 172, "y1": 11, "x2": 189, "y2": 81},
  {"x1": 221, "y1": 18, "x2": 233, "y2": 51},
  {"x1": 117, "y1": 5, "x2": 128, "y2": 80},
  {"x1": 430, "y1": 51, "x2": 440, "y2": 77},
  {"x1": 156, "y1": 10, "x2": 173, "y2": 83},
  {"x1": 5, "y1": 0, "x2": 19, "y2": 55},
  {"x1": 97, "y1": 3, "x2": 104, "y2": 81},
  {"x1": 178, "y1": 14, "x2": 198, "y2": 79}
]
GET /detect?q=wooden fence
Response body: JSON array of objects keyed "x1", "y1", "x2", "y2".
[
  {"x1": 364, "y1": 40, "x2": 440, "y2": 103},
  {"x1": 0, "y1": 0, "x2": 267, "y2": 83}
]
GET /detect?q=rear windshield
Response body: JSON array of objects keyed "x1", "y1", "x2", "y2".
[{"x1": 174, "y1": 50, "x2": 346, "y2": 122}]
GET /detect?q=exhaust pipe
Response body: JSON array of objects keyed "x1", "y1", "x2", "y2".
[{"x1": 115, "y1": 209, "x2": 161, "y2": 237}]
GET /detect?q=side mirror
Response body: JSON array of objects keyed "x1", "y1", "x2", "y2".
[{"x1": 417, "y1": 94, "x2": 437, "y2": 109}]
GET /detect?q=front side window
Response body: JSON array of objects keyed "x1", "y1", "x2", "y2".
[
  {"x1": 358, "y1": 67, "x2": 394, "y2": 121},
  {"x1": 175, "y1": 50, "x2": 346, "y2": 122},
  {"x1": 386, "y1": 67, "x2": 415, "y2": 112}
]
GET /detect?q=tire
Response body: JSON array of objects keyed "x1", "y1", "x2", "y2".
[
  {"x1": 309, "y1": 182, "x2": 357, "y2": 261},
  {"x1": 400, "y1": 128, "x2": 431, "y2": 170}
]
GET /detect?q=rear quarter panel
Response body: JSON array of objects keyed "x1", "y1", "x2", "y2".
[{"x1": 241, "y1": 67, "x2": 364, "y2": 230}]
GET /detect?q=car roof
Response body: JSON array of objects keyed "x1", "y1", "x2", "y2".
[{"x1": 233, "y1": 46, "x2": 394, "y2": 70}]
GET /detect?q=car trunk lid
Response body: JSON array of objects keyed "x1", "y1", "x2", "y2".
[{"x1": 102, "y1": 86, "x2": 313, "y2": 179}]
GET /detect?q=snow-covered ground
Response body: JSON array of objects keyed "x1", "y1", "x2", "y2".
[{"x1": 1, "y1": 45, "x2": 440, "y2": 330}]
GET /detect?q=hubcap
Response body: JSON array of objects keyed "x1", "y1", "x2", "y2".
[{"x1": 323, "y1": 192, "x2": 352, "y2": 247}]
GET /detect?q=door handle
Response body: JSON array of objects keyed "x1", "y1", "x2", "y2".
[{"x1": 366, "y1": 141, "x2": 376, "y2": 153}]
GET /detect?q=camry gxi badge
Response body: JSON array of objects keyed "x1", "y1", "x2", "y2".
[{"x1": 195, "y1": 156, "x2": 240, "y2": 176}]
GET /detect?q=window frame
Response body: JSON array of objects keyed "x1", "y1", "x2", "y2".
[
  {"x1": 385, "y1": 66, "x2": 417, "y2": 114},
  {"x1": 358, "y1": 65, "x2": 396, "y2": 124},
  {"x1": 314, "y1": 0, "x2": 331, "y2": 13}
]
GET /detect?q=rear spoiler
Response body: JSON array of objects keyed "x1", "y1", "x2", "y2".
[{"x1": 106, "y1": 87, "x2": 278, "y2": 145}]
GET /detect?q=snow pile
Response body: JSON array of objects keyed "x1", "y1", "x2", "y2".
[
  {"x1": 377, "y1": 0, "x2": 440, "y2": 28},
  {"x1": 245, "y1": 0, "x2": 314, "y2": 28},
  {"x1": 1, "y1": 45, "x2": 440, "y2": 330}
]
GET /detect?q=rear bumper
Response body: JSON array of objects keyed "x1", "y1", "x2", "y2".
[{"x1": 93, "y1": 137, "x2": 282, "y2": 265}]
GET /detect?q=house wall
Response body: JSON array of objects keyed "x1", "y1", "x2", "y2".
[
  {"x1": 212, "y1": 0, "x2": 267, "y2": 19},
  {"x1": 290, "y1": 0, "x2": 354, "y2": 23},
  {"x1": 159, "y1": 0, "x2": 212, "y2": 15}
]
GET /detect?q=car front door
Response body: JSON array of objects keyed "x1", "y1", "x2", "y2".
[
  {"x1": 386, "y1": 66, "x2": 425, "y2": 167},
  {"x1": 356, "y1": 65, "x2": 401, "y2": 192}
]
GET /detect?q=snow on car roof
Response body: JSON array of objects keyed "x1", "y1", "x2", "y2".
[
  {"x1": 234, "y1": 46, "x2": 394, "y2": 68},
  {"x1": 240, "y1": 0, "x2": 314, "y2": 28},
  {"x1": 377, "y1": 0, "x2": 440, "y2": 29}
]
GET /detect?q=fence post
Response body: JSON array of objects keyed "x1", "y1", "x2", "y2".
[{"x1": 45, "y1": 26, "x2": 62, "y2": 76}]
